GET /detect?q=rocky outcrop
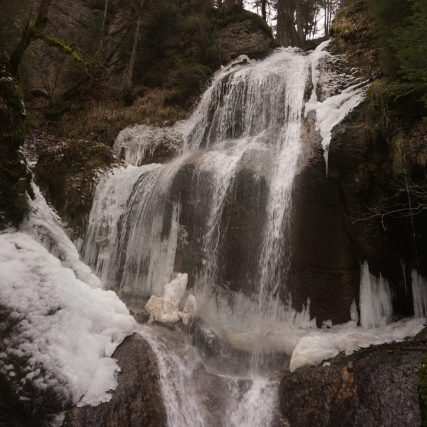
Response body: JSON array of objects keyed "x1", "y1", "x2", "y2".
[
  {"x1": 63, "y1": 333, "x2": 167, "y2": 427},
  {"x1": 279, "y1": 330, "x2": 427, "y2": 427},
  {"x1": 217, "y1": 11, "x2": 275, "y2": 63},
  {"x1": 32, "y1": 133, "x2": 115, "y2": 238}
]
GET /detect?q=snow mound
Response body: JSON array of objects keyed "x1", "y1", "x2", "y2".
[
  {"x1": 22, "y1": 184, "x2": 101, "y2": 288},
  {"x1": 0, "y1": 232, "x2": 135, "y2": 407},
  {"x1": 289, "y1": 318, "x2": 425, "y2": 372}
]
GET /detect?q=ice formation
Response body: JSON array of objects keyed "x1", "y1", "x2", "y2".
[
  {"x1": 288, "y1": 262, "x2": 423, "y2": 372},
  {"x1": 359, "y1": 261, "x2": 393, "y2": 329},
  {"x1": 412, "y1": 269, "x2": 427, "y2": 317},
  {"x1": 145, "y1": 273, "x2": 195, "y2": 324},
  {"x1": 306, "y1": 40, "x2": 367, "y2": 171}
]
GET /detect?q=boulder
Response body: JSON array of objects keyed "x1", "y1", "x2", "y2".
[
  {"x1": 217, "y1": 12, "x2": 274, "y2": 64},
  {"x1": 279, "y1": 331, "x2": 427, "y2": 427},
  {"x1": 63, "y1": 333, "x2": 167, "y2": 427}
]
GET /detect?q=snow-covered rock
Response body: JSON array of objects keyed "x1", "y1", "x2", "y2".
[{"x1": 0, "y1": 232, "x2": 135, "y2": 411}]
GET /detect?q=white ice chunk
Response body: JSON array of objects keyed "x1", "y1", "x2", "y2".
[
  {"x1": 164, "y1": 273, "x2": 188, "y2": 305},
  {"x1": 145, "y1": 273, "x2": 189, "y2": 324},
  {"x1": 180, "y1": 295, "x2": 197, "y2": 325}
]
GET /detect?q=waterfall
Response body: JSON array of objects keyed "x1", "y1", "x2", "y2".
[
  {"x1": 84, "y1": 48, "x2": 315, "y2": 312},
  {"x1": 82, "y1": 43, "x2": 375, "y2": 427}
]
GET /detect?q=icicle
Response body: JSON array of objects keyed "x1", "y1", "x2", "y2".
[{"x1": 359, "y1": 261, "x2": 393, "y2": 329}]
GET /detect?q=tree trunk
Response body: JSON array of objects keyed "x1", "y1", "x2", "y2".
[
  {"x1": 261, "y1": 0, "x2": 267, "y2": 21},
  {"x1": 9, "y1": 0, "x2": 53, "y2": 75},
  {"x1": 127, "y1": 0, "x2": 144, "y2": 89},
  {"x1": 277, "y1": 0, "x2": 300, "y2": 47},
  {"x1": 97, "y1": 0, "x2": 109, "y2": 56},
  {"x1": 224, "y1": 0, "x2": 243, "y2": 12},
  {"x1": 295, "y1": 1, "x2": 306, "y2": 47}
]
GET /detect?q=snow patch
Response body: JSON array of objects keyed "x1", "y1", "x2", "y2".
[
  {"x1": 22, "y1": 184, "x2": 101, "y2": 288},
  {"x1": 0, "y1": 232, "x2": 135, "y2": 406},
  {"x1": 289, "y1": 317, "x2": 424, "y2": 372}
]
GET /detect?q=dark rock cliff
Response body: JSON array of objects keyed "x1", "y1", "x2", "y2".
[{"x1": 0, "y1": 69, "x2": 32, "y2": 230}]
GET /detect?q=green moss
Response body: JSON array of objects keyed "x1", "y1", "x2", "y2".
[{"x1": 39, "y1": 34, "x2": 85, "y2": 64}]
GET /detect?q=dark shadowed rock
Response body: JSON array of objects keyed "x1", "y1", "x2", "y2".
[
  {"x1": 285, "y1": 114, "x2": 360, "y2": 325},
  {"x1": 63, "y1": 333, "x2": 167, "y2": 427},
  {"x1": 279, "y1": 330, "x2": 427, "y2": 427}
]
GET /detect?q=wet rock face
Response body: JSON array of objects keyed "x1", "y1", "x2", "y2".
[
  {"x1": 63, "y1": 334, "x2": 167, "y2": 427},
  {"x1": 279, "y1": 333, "x2": 427, "y2": 427},
  {"x1": 286, "y1": 116, "x2": 360, "y2": 325},
  {"x1": 218, "y1": 167, "x2": 268, "y2": 295},
  {"x1": 173, "y1": 156, "x2": 269, "y2": 295}
]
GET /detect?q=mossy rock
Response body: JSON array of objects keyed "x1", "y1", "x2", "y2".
[
  {"x1": 330, "y1": 0, "x2": 380, "y2": 79},
  {"x1": 0, "y1": 68, "x2": 31, "y2": 229},
  {"x1": 419, "y1": 352, "x2": 427, "y2": 427},
  {"x1": 34, "y1": 138, "x2": 115, "y2": 237}
]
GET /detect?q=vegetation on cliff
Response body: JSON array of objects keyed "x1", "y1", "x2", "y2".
[{"x1": 330, "y1": 0, "x2": 427, "y2": 278}]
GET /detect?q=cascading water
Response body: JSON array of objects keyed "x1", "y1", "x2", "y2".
[{"x1": 81, "y1": 43, "x2": 424, "y2": 426}]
